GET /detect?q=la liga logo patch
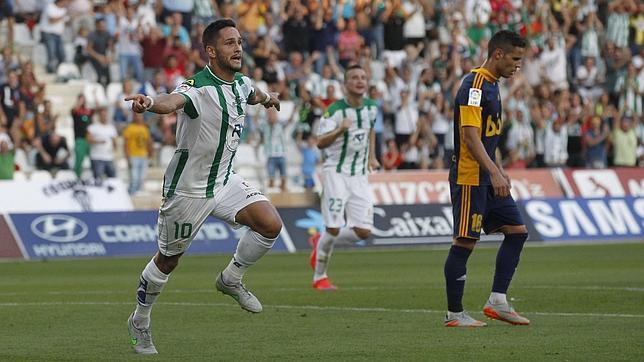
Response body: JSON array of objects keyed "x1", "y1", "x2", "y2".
[{"x1": 467, "y1": 88, "x2": 482, "y2": 107}]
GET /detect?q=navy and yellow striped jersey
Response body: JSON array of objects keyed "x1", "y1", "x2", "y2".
[{"x1": 449, "y1": 68, "x2": 503, "y2": 186}]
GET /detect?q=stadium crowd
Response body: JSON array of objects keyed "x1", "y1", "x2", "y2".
[{"x1": 0, "y1": 0, "x2": 642, "y2": 189}]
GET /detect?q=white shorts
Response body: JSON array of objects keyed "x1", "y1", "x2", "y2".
[
  {"x1": 157, "y1": 173, "x2": 268, "y2": 256},
  {"x1": 320, "y1": 169, "x2": 373, "y2": 229}
]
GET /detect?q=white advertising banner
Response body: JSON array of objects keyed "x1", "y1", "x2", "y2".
[{"x1": 0, "y1": 178, "x2": 133, "y2": 212}]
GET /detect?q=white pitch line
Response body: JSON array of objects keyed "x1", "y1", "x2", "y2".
[
  {"x1": 1, "y1": 285, "x2": 642, "y2": 297},
  {"x1": 0, "y1": 301, "x2": 642, "y2": 319}
]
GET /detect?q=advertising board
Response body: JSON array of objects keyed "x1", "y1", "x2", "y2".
[{"x1": 8, "y1": 211, "x2": 291, "y2": 259}]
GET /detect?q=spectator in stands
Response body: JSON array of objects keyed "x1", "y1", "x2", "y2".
[
  {"x1": 310, "y1": 8, "x2": 339, "y2": 73},
  {"x1": 162, "y1": 54, "x2": 185, "y2": 88},
  {"x1": 584, "y1": 116, "x2": 610, "y2": 169},
  {"x1": 0, "y1": 125, "x2": 14, "y2": 180},
  {"x1": 161, "y1": 12, "x2": 191, "y2": 49},
  {"x1": 39, "y1": 0, "x2": 68, "y2": 74},
  {"x1": 0, "y1": 0, "x2": 14, "y2": 51},
  {"x1": 71, "y1": 94, "x2": 93, "y2": 177},
  {"x1": 67, "y1": 0, "x2": 93, "y2": 35},
  {"x1": 114, "y1": 79, "x2": 135, "y2": 126},
  {"x1": 297, "y1": 134, "x2": 320, "y2": 191},
  {"x1": 576, "y1": 57, "x2": 604, "y2": 102},
  {"x1": 73, "y1": 26, "x2": 90, "y2": 71},
  {"x1": 189, "y1": 21, "x2": 208, "y2": 70},
  {"x1": 544, "y1": 118, "x2": 568, "y2": 167},
  {"x1": 394, "y1": 88, "x2": 418, "y2": 148},
  {"x1": 0, "y1": 47, "x2": 18, "y2": 84},
  {"x1": 160, "y1": 0, "x2": 194, "y2": 31},
  {"x1": 136, "y1": 0, "x2": 157, "y2": 33},
  {"x1": 34, "y1": 132, "x2": 70, "y2": 172},
  {"x1": 606, "y1": 0, "x2": 636, "y2": 49},
  {"x1": 320, "y1": 84, "x2": 338, "y2": 110},
  {"x1": 140, "y1": 71, "x2": 168, "y2": 98},
  {"x1": 87, "y1": 17, "x2": 114, "y2": 88},
  {"x1": 382, "y1": 0, "x2": 408, "y2": 68},
  {"x1": 260, "y1": 108, "x2": 288, "y2": 192},
  {"x1": 615, "y1": 61, "x2": 643, "y2": 117},
  {"x1": 117, "y1": 6, "x2": 145, "y2": 83},
  {"x1": 369, "y1": 86, "x2": 385, "y2": 163},
  {"x1": 237, "y1": 0, "x2": 266, "y2": 34},
  {"x1": 123, "y1": 112, "x2": 152, "y2": 195},
  {"x1": 141, "y1": 26, "x2": 167, "y2": 81},
  {"x1": 506, "y1": 108, "x2": 536, "y2": 169},
  {"x1": 1, "y1": 70, "x2": 24, "y2": 146},
  {"x1": 383, "y1": 138, "x2": 402, "y2": 171},
  {"x1": 87, "y1": 106, "x2": 117, "y2": 179},
  {"x1": 612, "y1": 114, "x2": 638, "y2": 167},
  {"x1": 338, "y1": 18, "x2": 364, "y2": 69},
  {"x1": 282, "y1": 3, "x2": 310, "y2": 54},
  {"x1": 540, "y1": 34, "x2": 568, "y2": 91}
]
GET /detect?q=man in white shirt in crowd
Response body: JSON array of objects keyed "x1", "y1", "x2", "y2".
[
  {"x1": 39, "y1": 0, "x2": 68, "y2": 74},
  {"x1": 87, "y1": 106, "x2": 118, "y2": 179}
]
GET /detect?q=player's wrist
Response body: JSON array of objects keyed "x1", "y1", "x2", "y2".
[
  {"x1": 261, "y1": 92, "x2": 271, "y2": 105},
  {"x1": 145, "y1": 96, "x2": 154, "y2": 111}
]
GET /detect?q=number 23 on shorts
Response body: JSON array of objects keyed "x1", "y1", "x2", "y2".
[{"x1": 328, "y1": 198, "x2": 343, "y2": 213}]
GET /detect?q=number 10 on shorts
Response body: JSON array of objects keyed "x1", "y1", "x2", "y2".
[{"x1": 174, "y1": 222, "x2": 193, "y2": 239}]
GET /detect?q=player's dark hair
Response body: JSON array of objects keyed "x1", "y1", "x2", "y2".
[
  {"x1": 344, "y1": 64, "x2": 364, "y2": 82},
  {"x1": 487, "y1": 30, "x2": 526, "y2": 58},
  {"x1": 202, "y1": 18, "x2": 237, "y2": 51}
]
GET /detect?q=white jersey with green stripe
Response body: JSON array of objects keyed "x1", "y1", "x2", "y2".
[
  {"x1": 163, "y1": 65, "x2": 255, "y2": 198},
  {"x1": 317, "y1": 98, "x2": 377, "y2": 176}
]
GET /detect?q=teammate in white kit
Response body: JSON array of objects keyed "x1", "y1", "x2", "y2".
[
  {"x1": 310, "y1": 64, "x2": 380, "y2": 290},
  {"x1": 124, "y1": 19, "x2": 282, "y2": 354}
]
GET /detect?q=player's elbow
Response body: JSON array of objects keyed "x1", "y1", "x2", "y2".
[{"x1": 463, "y1": 132, "x2": 478, "y2": 151}]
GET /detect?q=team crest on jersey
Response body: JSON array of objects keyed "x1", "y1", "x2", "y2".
[
  {"x1": 350, "y1": 130, "x2": 367, "y2": 148},
  {"x1": 176, "y1": 83, "x2": 191, "y2": 93},
  {"x1": 468, "y1": 88, "x2": 482, "y2": 107}
]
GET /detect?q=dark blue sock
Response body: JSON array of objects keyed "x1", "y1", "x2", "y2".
[
  {"x1": 444, "y1": 245, "x2": 472, "y2": 313},
  {"x1": 492, "y1": 233, "x2": 528, "y2": 294}
]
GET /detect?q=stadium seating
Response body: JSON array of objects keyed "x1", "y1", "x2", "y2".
[{"x1": 30, "y1": 170, "x2": 53, "y2": 182}]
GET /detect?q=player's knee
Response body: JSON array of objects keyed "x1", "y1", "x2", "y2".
[
  {"x1": 502, "y1": 224, "x2": 528, "y2": 236},
  {"x1": 326, "y1": 227, "x2": 340, "y2": 236},
  {"x1": 353, "y1": 228, "x2": 371, "y2": 240},
  {"x1": 155, "y1": 253, "x2": 181, "y2": 274},
  {"x1": 453, "y1": 237, "x2": 477, "y2": 250},
  {"x1": 257, "y1": 215, "x2": 283, "y2": 239}
]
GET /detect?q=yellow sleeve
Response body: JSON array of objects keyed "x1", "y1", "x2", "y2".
[{"x1": 459, "y1": 105, "x2": 482, "y2": 128}]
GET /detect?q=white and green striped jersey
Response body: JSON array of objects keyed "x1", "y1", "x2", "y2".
[
  {"x1": 260, "y1": 121, "x2": 287, "y2": 158},
  {"x1": 163, "y1": 65, "x2": 255, "y2": 198},
  {"x1": 317, "y1": 98, "x2": 377, "y2": 176}
]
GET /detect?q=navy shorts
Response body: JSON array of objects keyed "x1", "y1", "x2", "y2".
[{"x1": 450, "y1": 183, "x2": 524, "y2": 240}]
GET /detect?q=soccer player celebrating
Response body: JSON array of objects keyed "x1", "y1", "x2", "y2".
[
  {"x1": 124, "y1": 19, "x2": 282, "y2": 354},
  {"x1": 310, "y1": 64, "x2": 380, "y2": 290},
  {"x1": 443, "y1": 30, "x2": 530, "y2": 327}
]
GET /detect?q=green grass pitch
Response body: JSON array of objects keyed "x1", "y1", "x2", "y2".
[{"x1": 1, "y1": 243, "x2": 643, "y2": 361}]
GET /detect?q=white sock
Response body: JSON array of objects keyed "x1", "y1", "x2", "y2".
[
  {"x1": 313, "y1": 231, "x2": 336, "y2": 282},
  {"x1": 489, "y1": 292, "x2": 507, "y2": 305},
  {"x1": 334, "y1": 227, "x2": 361, "y2": 244},
  {"x1": 222, "y1": 229, "x2": 276, "y2": 285},
  {"x1": 133, "y1": 258, "x2": 169, "y2": 329}
]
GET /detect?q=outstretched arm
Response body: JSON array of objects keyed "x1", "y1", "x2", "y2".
[{"x1": 125, "y1": 93, "x2": 186, "y2": 114}]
